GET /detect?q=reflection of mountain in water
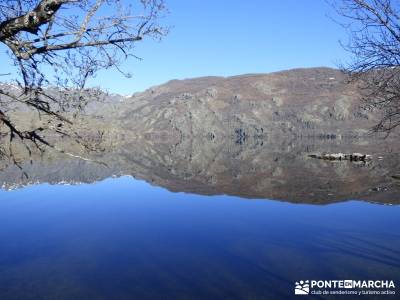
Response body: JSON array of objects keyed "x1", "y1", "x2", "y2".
[
  {"x1": 0, "y1": 136, "x2": 399, "y2": 205},
  {"x1": 1, "y1": 67, "x2": 399, "y2": 204}
]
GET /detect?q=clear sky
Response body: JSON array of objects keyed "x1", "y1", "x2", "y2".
[{"x1": 0, "y1": 0, "x2": 350, "y2": 95}]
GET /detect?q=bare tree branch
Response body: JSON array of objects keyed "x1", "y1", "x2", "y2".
[
  {"x1": 0, "y1": 0, "x2": 167, "y2": 164},
  {"x1": 332, "y1": 0, "x2": 400, "y2": 134}
]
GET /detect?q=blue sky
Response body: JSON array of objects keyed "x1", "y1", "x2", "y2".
[{"x1": 0, "y1": 0, "x2": 350, "y2": 94}]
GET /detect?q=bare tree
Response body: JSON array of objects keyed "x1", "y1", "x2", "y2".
[
  {"x1": 0, "y1": 0, "x2": 166, "y2": 160},
  {"x1": 333, "y1": 0, "x2": 400, "y2": 133}
]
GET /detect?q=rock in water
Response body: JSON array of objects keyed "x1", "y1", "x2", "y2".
[{"x1": 309, "y1": 153, "x2": 372, "y2": 162}]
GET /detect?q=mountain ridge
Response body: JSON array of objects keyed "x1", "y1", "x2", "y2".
[{"x1": 101, "y1": 67, "x2": 388, "y2": 140}]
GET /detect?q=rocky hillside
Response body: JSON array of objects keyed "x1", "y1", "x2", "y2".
[
  {"x1": 105, "y1": 67, "x2": 385, "y2": 139},
  {"x1": 1, "y1": 67, "x2": 393, "y2": 139}
]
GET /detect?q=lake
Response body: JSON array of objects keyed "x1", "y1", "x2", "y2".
[{"x1": 0, "y1": 138, "x2": 399, "y2": 299}]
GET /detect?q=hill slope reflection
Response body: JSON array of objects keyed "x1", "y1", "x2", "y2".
[{"x1": 0, "y1": 137, "x2": 399, "y2": 204}]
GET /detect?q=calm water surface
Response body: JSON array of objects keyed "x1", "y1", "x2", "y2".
[{"x1": 0, "y1": 176, "x2": 399, "y2": 299}]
